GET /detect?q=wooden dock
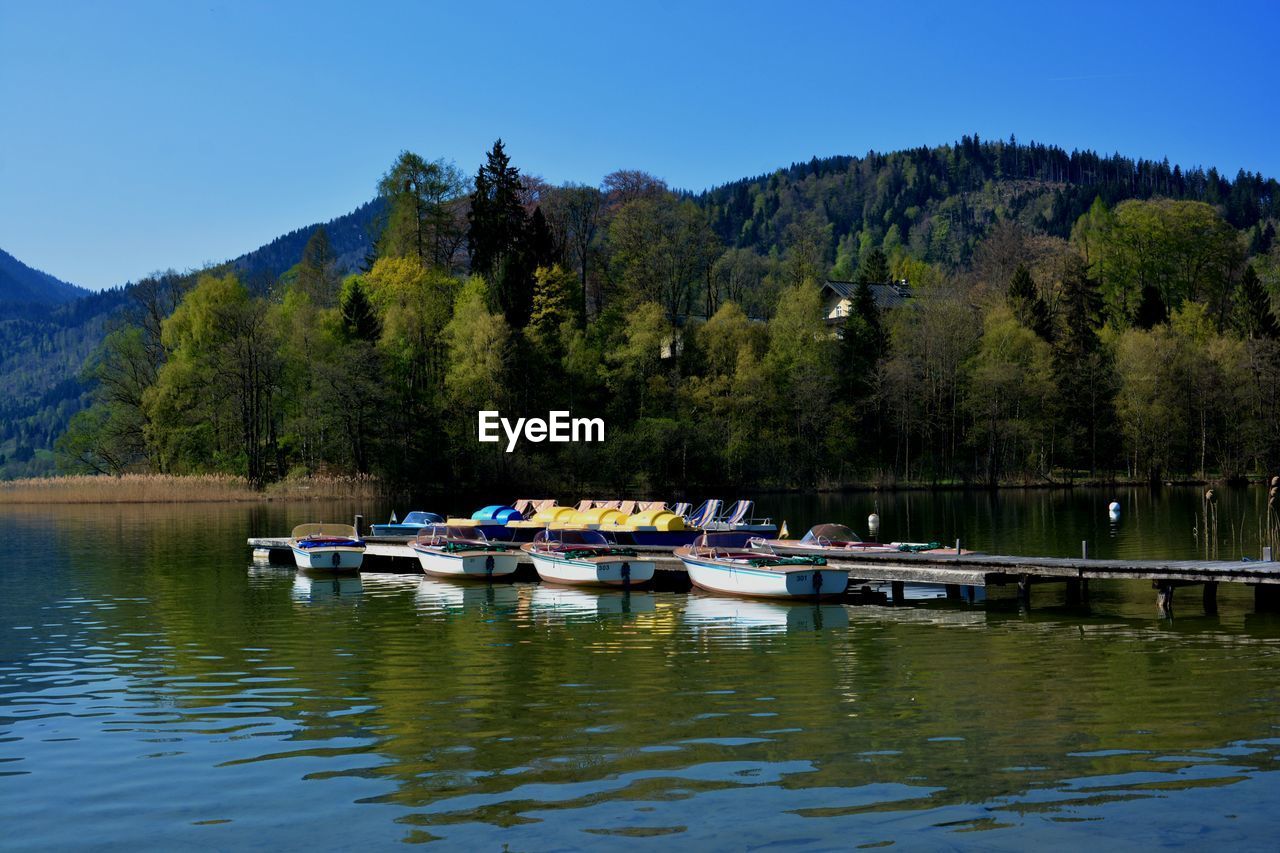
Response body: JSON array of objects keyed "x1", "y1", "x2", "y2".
[{"x1": 248, "y1": 535, "x2": 1280, "y2": 613}]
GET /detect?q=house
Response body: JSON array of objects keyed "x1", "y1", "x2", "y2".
[{"x1": 821, "y1": 280, "x2": 913, "y2": 328}]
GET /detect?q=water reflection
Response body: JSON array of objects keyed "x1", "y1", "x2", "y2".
[
  {"x1": 683, "y1": 594, "x2": 850, "y2": 633},
  {"x1": 291, "y1": 573, "x2": 363, "y2": 604},
  {"x1": 527, "y1": 585, "x2": 657, "y2": 618},
  {"x1": 415, "y1": 577, "x2": 520, "y2": 613}
]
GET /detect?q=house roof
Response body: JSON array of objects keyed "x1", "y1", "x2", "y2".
[{"x1": 823, "y1": 280, "x2": 913, "y2": 311}]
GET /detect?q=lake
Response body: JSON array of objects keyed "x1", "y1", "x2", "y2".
[{"x1": 2, "y1": 485, "x2": 1279, "y2": 849}]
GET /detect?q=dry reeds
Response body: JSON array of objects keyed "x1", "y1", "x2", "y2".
[{"x1": 0, "y1": 473, "x2": 385, "y2": 504}]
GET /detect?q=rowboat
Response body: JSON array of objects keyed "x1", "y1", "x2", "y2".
[
  {"x1": 370, "y1": 510, "x2": 444, "y2": 536},
  {"x1": 289, "y1": 523, "x2": 365, "y2": 571},
  {"x1": 521, "y1": 529, "x2": 655, "y2": 588},
  {"x1": 411, "y1": 524, "x2": 521, "y2": 579},
  {"x1": 674, "y1": 533, "x2": 848, "y2": 600},
  {"x1": 749, "y1": 524, "x2": 954, "y2": 557}
]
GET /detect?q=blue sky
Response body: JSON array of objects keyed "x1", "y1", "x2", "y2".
[{"x1": 2, "y1": 0, "x2": 1277, "y2": 290}]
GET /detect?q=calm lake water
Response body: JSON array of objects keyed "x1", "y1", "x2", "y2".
[{"x1": 3, "y1": 486, "x2": 1280, "y2": 850}]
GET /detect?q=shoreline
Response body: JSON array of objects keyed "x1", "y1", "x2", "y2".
[{"x1": 0, "y1": 472, "x2": 1265, "y2": 506}]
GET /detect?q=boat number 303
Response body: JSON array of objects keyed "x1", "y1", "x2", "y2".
[{"x1": 477, "y1": 411, "x2": 605, "y2": 452}]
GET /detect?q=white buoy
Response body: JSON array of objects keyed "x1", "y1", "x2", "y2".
[
  {"x1": 1108, "y1": 501, "x2": 1120, "y2": 520},
  {"x1": 868, "y1": 512, "x2": 880, "y2": 534}
]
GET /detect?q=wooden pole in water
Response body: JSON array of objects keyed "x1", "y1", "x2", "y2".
[
  {"x1": 891, "y1": 581, "x2": 905, "y2": 605},
  {"x1": 1202, "y1": 582, "x2": 1218, "y2": 615},
  {"x1": 1018, "y1": 575, "x2": 1031, "y2": 607},
  {"x1": 354, "y1": 514, "x2": 365, "y2": 536}
]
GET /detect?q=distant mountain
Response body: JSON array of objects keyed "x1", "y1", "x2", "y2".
[
  {"x1": 0, "y1": 249, "x2": 91, "y2": 305},
  {"x1": 229, "y1": 198, "x2": 384, "y2": 292}
]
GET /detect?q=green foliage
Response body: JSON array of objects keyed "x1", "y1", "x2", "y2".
[{"x1": 377, "y1": 151, "x2": 467, "y2": 269}]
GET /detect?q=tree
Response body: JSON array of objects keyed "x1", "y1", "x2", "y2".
[
  {"x1": 608, "y1": 195, "x2": 721, "y2": 321},
  {"x1": 468, "y1": 139, "x2": 532, "y2": 327},
  {"x1": 339, "y1": 277, "x2": 381, "y2": 342},
  {"x1": 296, "y1": 226, "x2": 340, "y2": 306},
  {"x1": 543, "y1": 184, "x2": 603, "y2": 314},
  {"x1": 1052, "y1": 256, "x2": 1114, "y2": 475},
  {"x1": 1006, "y1": 265, "x2": 1051, "y2": 339},
  {"x1": 377, "y1": 151, "x2": 467, "y2": 269},
  {"x1": 1236, "y1": 265, "x2": 1280, "y2": 340},
  {"x1": 857, "y1": 248, "x2": 891, "y2": 285},
  {"x1": 526, "y1": 264, "x2": 580, "y2": 361}
]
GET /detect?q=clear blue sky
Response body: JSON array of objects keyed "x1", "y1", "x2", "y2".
[{"x1": 2, "y1": 0, "x2": 1277, "y2": 290}]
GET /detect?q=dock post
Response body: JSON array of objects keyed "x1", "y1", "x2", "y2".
[
  {"x1": 966, "y1": 585, "x2": 976, "y2": 603},
  {"x1": 954, "y1": 538, "x2": 961, "y2": 556},
  {"x1": 1202, "y1": 582, "x2": 1219, "y2": 615},
  {"x1": 945, "y1": 584, "x2": 961, "y2": 600},
  {"x1": 890, "y1": 581, "x2": 905, "y2": 605},
  {"x1": 1156, "y1": 581, "x2": 1174, "y2": 616},
  {"x1": 1255, "y1": 584, "x2": 1280, "y2": 613},
  {"x1": 1065, "y1": 578, "x2": 1082, "y2": 605},
  {"x1": 1082, "y1": 540, "x2": 1088, "y2": 560},
  {"x1": 355, "y1": 514, "x2": 365, "y2": 536},
  {"x1": 1017, "y1": 575, "x2": 1031, "y2": 607},
  {"x1": 1080, "y1": 578, "x2": 1090, "y2": 603},
  {"x1": 1265, "y1": 546, "x2": 1274, "y2": 562}
]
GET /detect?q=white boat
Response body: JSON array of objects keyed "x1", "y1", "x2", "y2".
[
  {"x1": 674, "y1": 533, "x2": 848, "y2": 600},
  {"x1": 289, "y1": 523, "x2": 365, "y2": 571},
  {"x1": 749, "y1": 523, "x2": 959, "y2": 557},
  {"x1": 521, "y1": 529, "x2": 655, "y2": 588},
  {"x1": 410, "y1": 524, "x2": 521, "y2": 579}
]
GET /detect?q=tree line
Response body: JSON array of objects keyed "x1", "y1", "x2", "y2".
[{"x1": 59, "y1": 138, "x2": 1280, "y2": 491}]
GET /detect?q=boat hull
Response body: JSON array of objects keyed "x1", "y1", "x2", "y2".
[
  {"x1": 291, "y1": 545, "x2": 364, "y2": 572},
  {"x1": 527, "y1": 552, "x2": 656, "y2": 588},
  {"x1": 678, "y1": 554, "x2": 847, "y2": 599},
  {"x1": 413, "y1": 547, "x2": 520, "y2": 579}
]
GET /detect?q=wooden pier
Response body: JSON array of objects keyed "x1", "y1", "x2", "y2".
[{"x1": 248, "y1": 534, "x2": 1280, "y2": 614}]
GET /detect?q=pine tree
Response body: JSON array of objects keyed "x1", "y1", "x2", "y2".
[
  {"x1": 1006, "y1": 265, "x2": 1051, "y2": 339},
  {"x1": 340, "y1": 279, "x2": 380, "y2": 342},
  {"x1": 1134, "y1": 283, "x2": 1168, "y2": 329},
  {"x1": 297, "y1": 226, "x2": 339, "y2": 306},
  {"x1": 1236, "y1": 265, "x2": 1280, "y2": 339},
  {"x1": 857, "y1": 248, "x2": 890, "y2": 285},
  {"x1": 468, "y1": 140, "x2": 531, "y2": 327},
  {"x1": 1052, "y1": 257, "x2": 1114, "y2": 475}
]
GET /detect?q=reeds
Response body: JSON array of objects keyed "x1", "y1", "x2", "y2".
[{"x1": 0, "y1": 473, "x2": 385, "y2": 504}]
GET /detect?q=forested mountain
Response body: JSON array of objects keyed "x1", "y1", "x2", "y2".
[
  {"x1": 8, "y1": 136, "x2": 1280, "y2": 487},
  {"x1": 229, "y1": 199, "x2": 384, "y2": 292},
  {"x1": 0, "y1": 249, "x2": 90, "y2": 305},
  {"x1": 0, "y1": 199, "x2": 382, "y2": 479}
]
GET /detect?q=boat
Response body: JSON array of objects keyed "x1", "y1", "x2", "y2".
[
  {"x1": 674, "y1": 533, "x2": 848, "y2": 599},
  {"x1": 410, "y1": 524, "x2": 522, "y2": 579},
  {"x1": 701, "y1": 499, "x2": 778, "y2": 537},
  {"x1": 599, "y1": 507, "x2": 699, "y2": 546},
  {"x1": 520, "y1": 529, "x2": 656, "y2": 588},
  {"x1": 370, "y1": 510, "x2": 444, "y2": 536},
  {"x1": 288, "y1": 523, "x2": 365, "y2": 571},
  {"x1": 442, "y1": 504, "x2": 526, "y2": 540},
  {"x1": 749, "y1": 523, "x2": 954, "y2": 557},
  {"x1": 504, "y1": 504, "x2": 577, "y2": 539}
]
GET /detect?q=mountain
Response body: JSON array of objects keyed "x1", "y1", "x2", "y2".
[
  {"x1": 229, "y1": 198, "x2": 384, "y2": 292},
  {"x1": 0, "y1": 248, "x2": 91, "y2": 305},
  {"x1": 0, "y1": 199, "x2": 382, "y2": 478}
]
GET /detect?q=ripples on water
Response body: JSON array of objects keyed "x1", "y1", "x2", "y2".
[{"x1": 2, "y1": 500, "x2": 1280, "y2": 849}]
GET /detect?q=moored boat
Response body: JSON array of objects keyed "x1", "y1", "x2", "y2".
[
  {"x1": 370, "y1": 510, "x2": 445, "y2": 536},
  {"x1": 749, "y1": 523, "x2": 951, "y2": 557},
  {"x1": 443, "y1": 505, "x2": 526, "y2": 540},
  {"x1": 675, "y1": 533, "x2": 847, "y2": 600},
  {"x1": 289, "y1": 523, "x2": 365, "y2": 572},
  {"x1": 411, "y1": 524, "x2": 521, "y2": 579},
  {"x1": 521, "y1": 529, "x2": 655, "y2": 588}
]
